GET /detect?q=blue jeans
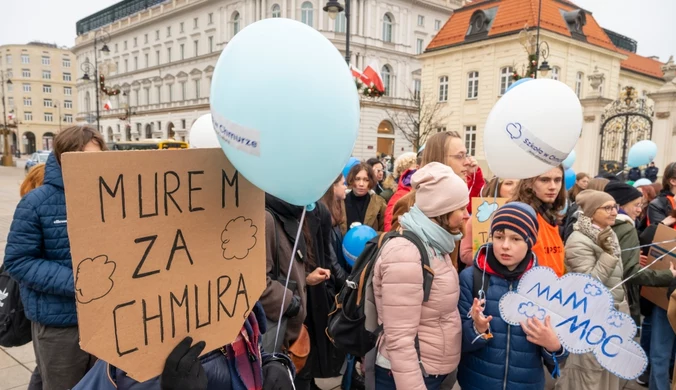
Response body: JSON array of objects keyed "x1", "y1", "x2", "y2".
[
  {"x1": 649, "y1": 307, "x2": 675, "y2": 390},
  {"x1": 374, "y1": 365, "x2": 447, "y2": 389},
  {"x1": 641, "y1": 315, "x2": 652, "y2": 359}
]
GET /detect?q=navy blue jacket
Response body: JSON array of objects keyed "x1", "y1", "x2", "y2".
[
  {"x1": 4, "y1": 153, "x2": 77, "y2": 326},
  {"x1": 457, "y1": 245, "x2": 568, "y2": 390}
]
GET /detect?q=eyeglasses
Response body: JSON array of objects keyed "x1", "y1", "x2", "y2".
[
  {"x1": 600, "y1": 204, "x2": 620, "y2": 214},
  {"x1": 448, "y1": 153, "x2": 471, "y2": 161}
]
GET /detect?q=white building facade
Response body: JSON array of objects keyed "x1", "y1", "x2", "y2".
[{"x1": 73, "y1": 0, "x2": 460, "y2": 158}]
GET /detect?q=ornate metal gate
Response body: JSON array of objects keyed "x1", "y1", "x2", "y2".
[{"x1": 598, "y1": 86, "x2": 654, "y2": 176}]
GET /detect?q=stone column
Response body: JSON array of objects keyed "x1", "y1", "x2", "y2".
[
  {"x1": 577, "y1": 96, "x2": 612, "y2": 176},
  {"x1": 648, "y1": 56, "x2": 676, "y2": 171}
]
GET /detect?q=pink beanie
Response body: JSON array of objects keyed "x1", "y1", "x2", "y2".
[{"x1": 412, "y1": 162, "x2": 469, "y2": 217}]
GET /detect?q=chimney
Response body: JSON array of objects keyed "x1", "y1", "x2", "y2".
[{"x1": 649, "y1": 56, "x2": 660, "y2": 61}]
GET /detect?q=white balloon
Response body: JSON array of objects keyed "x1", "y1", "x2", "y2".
[
  {"x1": 633, "y1": 178, "x2": 652, "y2": 188},
  {"x1": 189, "y1": 114, "x2": 220, "y2": 148},
  {"x1": 483, "y1": 79, "x2": 582, "y2": 179}
]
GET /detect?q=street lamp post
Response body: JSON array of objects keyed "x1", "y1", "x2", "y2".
[
  {"x1": 323, "y1": 0, "x2": 351, "y2": 65},
  {"x1": 80, "y1": 30, "x2": 111, "y2": 132},
  {"x1": 1, "y1": 71, "x2": 13, "y2": 166},
  {"x1": 533, "y1": 0, "x2": 551, "y2": 79}
]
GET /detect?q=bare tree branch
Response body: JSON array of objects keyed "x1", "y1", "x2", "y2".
[{"x1": 385, "y1": 89, "x2": 449, "y2": 151}]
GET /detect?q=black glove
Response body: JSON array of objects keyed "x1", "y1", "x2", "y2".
[
  {"x1": 160, "y1": 336, "x2": 207, "y2": 390},
  {"x1": 284, "y1": 295, "x2": 301, "y2": 318},
  {"x1": 262, "y1": 354, "x2": 295, "y2": 390}
]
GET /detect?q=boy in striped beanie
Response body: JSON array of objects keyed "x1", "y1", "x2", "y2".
[{"x1": 457, "y1": 202, "x2": 568, "y2": 389}]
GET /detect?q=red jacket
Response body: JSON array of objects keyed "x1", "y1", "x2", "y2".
[
  {"x1": 384, "y1": 168, "x2": 416, "y2": 231},
  {"x1": 466, "y1": 167, "x2": 484, "y2": 213}
]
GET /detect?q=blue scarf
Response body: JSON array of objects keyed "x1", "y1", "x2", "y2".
[{"x1": 399, "y1": 206, "x2": 462, "y2": 257}]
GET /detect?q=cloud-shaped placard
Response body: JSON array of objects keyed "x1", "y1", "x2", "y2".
[
  {"x1": 476, "y1": 201, "x2": 499, "y2": 223},
  {"x1": 499, "y1": 266, "x2": 647, "y2": 380},
  {"x1": 75, "y1": 255, "x2": 116, "y2": 304},
  {"x1": 221, "y1": 216, "x2": 258, "y2": 260}
]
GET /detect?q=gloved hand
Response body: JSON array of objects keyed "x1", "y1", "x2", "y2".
[
  {"x1": 262, "y1": 354, "x2": 295, "y2": 390},
  {"x1": 284, "y1": 295, "x2": 301, "y2": 318},
  {"x1": 598, "y1": 227, "x2": 614, "y2": 254},
  {"x1": 160, "y1": 336, "x2": 207, "y2": 390}
]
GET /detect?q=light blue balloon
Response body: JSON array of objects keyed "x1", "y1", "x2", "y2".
[
  {"x1": 342, "y1": 225, "x2": 378, "y2": 266},
  {"x1": 627, "y1": 140, "x2": 657, "y2": 168},
  {"x1": 633, "y1": 178, "x2": 652, "y2": 188},
  {"x1": 505, "y1": 77, "x2": 533, "y2": 94},
  {"x1": 565, "y1": 168, "x2": 576, "y2": 191},
  {"x1": 210, "y1": 19, "x2": 359, "y2": 206},
  {"x1": 562, "y1": 150, "x2": 576, "y2": 170}
]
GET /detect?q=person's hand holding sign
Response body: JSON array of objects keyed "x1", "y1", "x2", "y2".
[
  {"x1": 471, "y1": 298, "x2": 493, "y2": 334},
  {"x1": 521, "y1": 316, "x2": 562, "y2": 353},
  {"x1": 160, "y1": 336, "x2": 207, "y2": 390},
  {"x1": 306, "y1": 267, "x2": 331, "y2": 286}
]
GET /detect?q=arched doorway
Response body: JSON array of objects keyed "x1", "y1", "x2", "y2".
[
  {"x1": 24, "y1": 132, "x2": 36, "y2": 154},
  {"x1": 144, "y1": 124, "x2": 152, "y2": 139},
  {"x1": 167, "y1": 122, "x2": 175, "y2": 139},
  {"x1": 377, "y1": 120, "x2": 395, "y2": 158},
  {"x1": 42, "y1": 132, "x2": 55, "y2": 151}
]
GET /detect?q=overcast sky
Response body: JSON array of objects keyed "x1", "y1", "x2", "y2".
[{"x1": 0, "y1": 0, "x2": 674, "y2": 62}]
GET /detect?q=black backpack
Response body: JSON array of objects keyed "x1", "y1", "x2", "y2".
[
  {"x1": 326, "y1": 230, "x2": 433, "y2": 358},
  {"x1": 0, "y1": 265, "x2": 32, "y2": 347}
]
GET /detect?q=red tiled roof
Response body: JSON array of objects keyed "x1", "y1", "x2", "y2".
[
  {"x1": 619, "y1": 49, "x2": 665, "y2": 79},
  {"x1": 428, "y1": 0, "x2": 616, "y2": 52}
]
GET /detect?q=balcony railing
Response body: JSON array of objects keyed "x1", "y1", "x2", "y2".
[{"x1": 76, "y1": 0, "x2": 167, "y2": 36}]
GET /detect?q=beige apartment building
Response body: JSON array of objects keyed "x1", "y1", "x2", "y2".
[{"x1": 0, "y1": 42, "x2": 78, "y2": 155}]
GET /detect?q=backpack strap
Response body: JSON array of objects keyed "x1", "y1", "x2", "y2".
[
  {"x1": 265, "y1": 208, "x2": 281, "y2": 281},
  {"x1": 399, "y1": 230, "x2": 434, "y2": 302},
  {"x1": 472, "y1": 266, "x2": 490, "y2": 300}
]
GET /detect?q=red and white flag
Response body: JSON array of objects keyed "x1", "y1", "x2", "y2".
[
  {"x1": 103, "y1": 100, "x2": 112, "y2": 111},
  {"x1": 351, "y1": 65, "x2": 370, "y2": 85},
  {"x1": 362, "y1": 61, "x2": 385, "y2": 93},
  {"x1": 7, "y1": 112, "x2": 14, "y2": 121}
]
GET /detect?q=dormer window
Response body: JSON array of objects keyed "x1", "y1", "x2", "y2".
[
  {"x1": 561, "y1": 9, "x2": 587, "y2": 41},
  {"x1": 465, "y1": 8, "x2": 497, "y2": 42}
]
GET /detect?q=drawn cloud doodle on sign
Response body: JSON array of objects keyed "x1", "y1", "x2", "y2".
[
  {"x1": 75, "y1": 255, "x2": 116, "y2": 304},
  {"x1": 221, "y1": 216, "x2": 258, "y2": 260},
  {"x1": 476, "y1": 201, "x2": 500, "y2": 223},
  {"x1": 499, "y1": 266, "x2": 648, "y2": 380}
]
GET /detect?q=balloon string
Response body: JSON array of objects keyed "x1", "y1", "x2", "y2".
[
  {"x1": 621, "y1": 238, "x2": 676, "y2": 252},
  {"x1": 272, "y1": 207, "x2": 307, "y2": 354},
  {"x1": 609, "y1": 244, "x2": 676, "y2": 292}
]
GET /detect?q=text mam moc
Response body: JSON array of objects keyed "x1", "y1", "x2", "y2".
[{"x1": 61, "y1": 148, "x2": 266, "y2": 382}]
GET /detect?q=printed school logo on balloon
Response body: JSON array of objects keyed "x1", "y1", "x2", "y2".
[{"x1": 499, "y1": 266, "x2": 647, "y2": 380}]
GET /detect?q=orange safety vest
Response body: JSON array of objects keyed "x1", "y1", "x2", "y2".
[{"x1": 532, "y1": 212, "x2": 565, "y2": 277}]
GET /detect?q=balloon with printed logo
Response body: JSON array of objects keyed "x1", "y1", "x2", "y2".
[
  {"x1": 483, "y1": 79, "x2": 582, "y2": 179},
  {"x1": 505, "y1": 77, "x2": 533, "y2": 94},
  {"x1": 565, "y1": 168, "x2": 576, "y2": 191},
  {"x1": 342, "y1": 224, "x2": 378, "y2": 266},
  {"x1": 188, "y1": 114, "x2": 220, "y2": 148},
  {"x1": 627, "y1": 140, "x2": 658, "y2": 168},
  {"x1": 562, "y1": 150, "x2": 576, "y2": 170},
  {"x1": 342, "y1": 157, "x2": 360, "y2": 181},
  {"x1": 210, "y1": 18, "x2": 359, "y2": 206}
]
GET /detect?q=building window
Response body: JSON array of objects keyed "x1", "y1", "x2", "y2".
[
  {"x1": 42, "y1": 70, "x2": 51, "y2": 80},
  {"x1": 551, "y1": 66, "x2": 560, "y2": 81},
  {"x1": 413, "y1": 79, "x2": 421, "y2": 100},
  {"x1": 133, "y1": 90, "x2": 139, "y2": 106},
  {"x1": 467, "y1": 71, "x2": 479, "y2": 99},
  {"x1": 6, "y1": 69, "x2": 11, "y2": 78},
  {"x1": 156, "y1": 86, "x2": 162, "y2": 103},
  {"x1": 62, "y1": 58, "x2": 70, "y2": 67},
  {"x1": 208, "y1": 13, "x2": 214, "y2": 24},
  {"x1": 335, "y1": 11, "x2": 346, "y2": 33},
  {"x1": 575, "y1": 72, "x2": 583, "y2": 97},
  {"x1": 156, "y1": 30, "x2": 160, "y2": 40},
  {"x1": 180, "y1": 22, "x2": 184, "y2": 33},
  {"x1": 42, "y1": 56, "x2": 50, "y2": 65},
  {"x1": 416, "y1": 38, "x2": 424, "y2": 54},
  {"x1": 435, "y1": 20, "x2": 442, "y2": 30},
  {"x1": 7, "y1": 97, "x2": 13, "y2": 106},
  {"x1": 301, "y1": 2, "x2": 314, "y2": 26},
  {"x1": 437, "y1": 127, "x2": 446, "y2": 133},
  {"x1": 194, "y1": 17, "x2": 199, "y2": 29},
  {"x1": 23, "y1": 83, "x2": 31, "y2": 92},
  {"x1": 22, "y1": 69, "x2": 30, "y2": 78},
  {"x1": 134, "y1": 37, "x2": 138, "y2": 47},
  {"x1": 43, "y1": 84, "x2": 51, "y2": 93},
  {"x1": 23, "y1": 97, "x2": 32, "y2": 106},
  {"x1": 21, "y1": 54, "x2": 29, "y2": 64},
  {"x1": 464, "y1": 125, "x2": 477, "y2": 156},
  {"x1": 44, "y1": 112, "x2": 53, "y2": 122},
  {"x1": 24, "y1": 111, "x2": 32, "y2": 121},
  {"x1": 115, "y1": 61, "x2": 119, "y2": 72},
  {"x1": 156, "y1": 50, "x2": 160, "y2": 65},
  {"x1": 145, "y1": 53, "x2": 149, "y2": 67},
  {"x1": 599, "y1": 80, "x2": 604, "y2": 97},
  {"x1": 417, "y1": 15, "x2": 424, "y2": 26},
  {"x1": 167, "y1": 26, "x2": 172, "y2": 37},
  {"x1": 499, "y1": 66, "x2": 514, "y2": 95},
  {"x1": 144, "y1": 33, "x2": 149, "y2": 44},
  {"x1": 5, "y1": 54, "x2": 11, "y2": 64},
  {"x1": 6, "y1": 83, "x2": 12, "y2": 92},
  {"x1": 194, "y1": 40, "x2": 199, "y2": 56},
  {"x1": 383, "y1": 13, "x2": 393, "y2": 43},
  {"x1": 381, "y1": 65, "x2": 393, "y2": 96},
  {"x1": 44, "y1": 99, "x2": 53, "y2": 107},
  {"x1": 64, "y1": 86, "x2": 72, "y2": 95},
  {"x1": 144, "y1": 87, "x2": 150, "y2": 105},
  {"x1": 124, "y1": 59, "x2": 128, "y2": 72},
  {"x1": 438, "y1": 76, "x2": 449, "y2": 102},
  {"x1": 194, "y1": 79, "x2": 201, "y2": 99},
  {"x1": 272, "y1": 4, "x2": 281, "y2": 17},
  {"x1": 64, "y1": 100, "x2": 72, "y2": 109},
  {"x1": 180, "y1": 82, "x2": 187, "y2": 100},
  {"x1": 124, "y1": 41, "x2": 128, "y2": 50},
  {"x1": 167, "y1": 48, "x2": 172, "y2": 62},
  {"x1": 134, "y1": 56, "x2": 138, "y2": 70},
  {"x1": 168, "y1": 84, "x2": 173, "y2": 102},
  {"x1": 208, "y1": 37, "x2": 214, "y2": 53},
  {"x1": 115, "y1": 43, "x2": 118, "y2": 52},
  {"x1": 179, "y1": 44, "x2": 185, "y2": 60},
  {"x1": 64, "y1": 114, "x2": 73, "y2": 123}
]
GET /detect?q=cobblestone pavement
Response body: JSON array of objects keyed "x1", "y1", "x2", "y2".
[{"x1": 0, "y1": 161, "x2": 647, "y2": 390}]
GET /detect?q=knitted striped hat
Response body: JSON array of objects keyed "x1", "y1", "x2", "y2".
[{"x1": 490, "y1": 202, "x2": 539, "y2": 249}]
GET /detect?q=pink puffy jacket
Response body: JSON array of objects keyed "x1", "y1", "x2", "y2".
[{"x1": 373, "y1": 237, "x2": 462, "y2": 390}]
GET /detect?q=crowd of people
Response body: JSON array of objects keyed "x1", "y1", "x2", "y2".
[{"x1": 2, "y1": 126, "x2": 676, "y2": 390}]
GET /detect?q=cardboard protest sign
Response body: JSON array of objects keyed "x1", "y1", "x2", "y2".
[
  {"x1": 471, "y1": 197, "x2": 508, "y2": 253},
  {"x1": 500, "y1": 266, "x2": 647, "y2": 380},
  {"x1": 641, "y1": 224, "x2": 676, "y2": 310},
  {"x1": 62, "y1": 148, "x2": 265, "y2": 382}
]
